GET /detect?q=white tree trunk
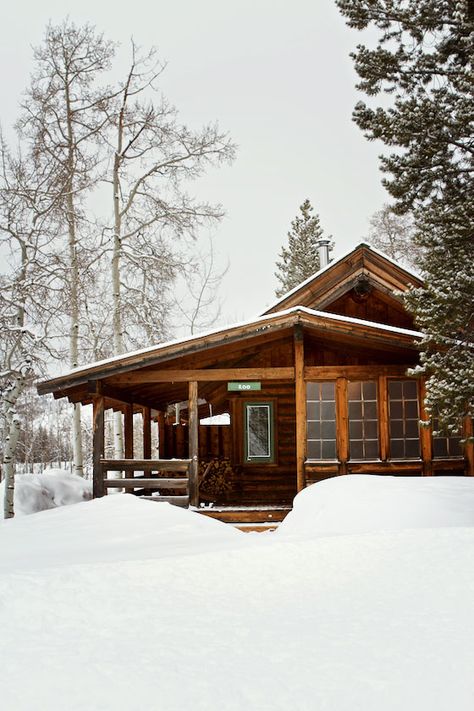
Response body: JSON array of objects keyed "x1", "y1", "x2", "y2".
[
  {"x1": 66, "y1": 85, "x2": 84, "y2": 477},
  {"x1": 2, "y1": 378, "x2": 25, "y2": 519},
  {"x1": 112, "y1": 147, "x2": 125, "y2": 461}
]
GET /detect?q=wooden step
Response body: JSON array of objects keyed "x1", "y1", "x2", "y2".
[
  {"x1": 142, "y1": 495, "x2": 189, "y2": 507},
  {"x1": 197, "y1": 507, "x2": 291, "y2": 524}
]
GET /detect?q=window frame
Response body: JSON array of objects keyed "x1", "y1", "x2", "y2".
[{"x1": 243, "y1": 400, "x2": 276, "y2": 464}]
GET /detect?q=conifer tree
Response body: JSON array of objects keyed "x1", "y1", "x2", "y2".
[
  {"x1": 275, "y1": 200, "x2": 332, "y2": 297},
  {"x1": 337, "y1": 0, "x2": 474, "y2": 433}
]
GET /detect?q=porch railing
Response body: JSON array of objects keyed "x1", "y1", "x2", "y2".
[{"x1": 99, "y1": 458, "x2": 192, "y2": 507}]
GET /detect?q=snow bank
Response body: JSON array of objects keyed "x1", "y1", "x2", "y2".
[
  {"x1": 1, "y1": 512, "x2": 474, "y2": 710},
  {"x1": 279, "y1": 474, "x2": 474, "y2": 538},
  {"x1": 0, "y1": 468, "x2": 92, "y2": 519},
  {"x1": 0, "y1": 493, "x2": 242, "y2": 573}
]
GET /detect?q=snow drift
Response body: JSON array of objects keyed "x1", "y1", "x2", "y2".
[
  {"x1": 0, "y1": 468, "x2": 92, "y2": 519},
  {"x1": 278, "y1": 474, "x2": 474, "y2": 537}
]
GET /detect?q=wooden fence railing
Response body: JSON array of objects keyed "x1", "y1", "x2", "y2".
[{"x1": 100, "y1": 458, "x2": 192, "y2": 507}]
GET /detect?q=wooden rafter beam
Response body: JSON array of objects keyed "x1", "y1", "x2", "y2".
[
  {"x1": 304, "y1": 365, "x2": 410, "y2": 380},
  {"x1": 110, "y1": 367, "x2": 295, "y2": 384}
]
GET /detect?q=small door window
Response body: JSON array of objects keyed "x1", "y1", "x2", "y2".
[{"x1": 244, "y1": 402, "x2": 275, "y2": 463}]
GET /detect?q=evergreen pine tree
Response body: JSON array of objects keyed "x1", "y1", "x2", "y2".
[
  {"x1": 275, "y1": 200, "x2": 332, "y2": 297},
  {"x1": 337, "y1": 0, "x2": 474, "y2": 433}
]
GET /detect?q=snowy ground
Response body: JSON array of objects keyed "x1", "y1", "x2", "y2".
[{"x1": 1, "y1": 476, "x2": 474, "y2": 711}]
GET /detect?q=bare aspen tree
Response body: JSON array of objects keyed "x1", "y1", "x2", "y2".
[
  {"x1": 173, "y1": 236, "x2": 228, "y2": 335},
  {"x1": 0, "y1": 139, "x2": 60, "y2": 517},
  {"x1": 366, "y1": 205, "x2": 419, "y2": 269},
  {"x1": 17, "y1": 21, "x2": 116, "y2": 476},
  {"x1": 104, "y1": 43, "x2": 235, "y2": 456}
]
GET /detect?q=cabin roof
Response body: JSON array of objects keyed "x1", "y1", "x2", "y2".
[
  {"x1": 38, "y1": 305, "x2": 423, "y2": 399},
  {"x1": 262, "y1": 242, "x2": 424, "y2": 315}
]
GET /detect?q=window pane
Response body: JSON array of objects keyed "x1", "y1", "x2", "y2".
[
  {"x1": 432, "y1": 418, "x2": 463, "y2": 459},
  {"x1": 247, "y1": 405, "x2": 270, "y2": 458},
  {"x1": 405, "y1": 439, "x2": 420, "y2": 458},
  {"x1": 307, "y1": 440, "x2": 321, "y2": 459},
  {"x1": 389, "y1": 381, "x2": 402, "y2": 399},
  {"x1": 322, "y1": 440, "x2": 336, "y2": 459},
  {"x1": 365, "y1": 440, "x2": 379, "y2": 459},
  {"x1": 364, "y1": 401, "x2": 377, "y2": 420},
  {"x1": 306, "y1": 382, "x2": 320, "y2": 400},
  {"x1": 363, "y1": 381, "x2": 377, "y2": 400},
  {"x1": 348, "y1": 380, "x2": 379, "y2": 461},
  {"x1": 321, "y1": 382, "x2": 335, "y2": 400},
  {"x1": 349, "y1": 421, "x2": 363, "y2": 439},
  {"x1": 306, "y1": 382, "x2": 336, "y2": 460},
  {"x1": 388, "y1": 379, "x2": 420, "y2": 459},
  {"x1": 348, "y1": 401, "x2": 362, "y2": 420},
  {"x1": 307, "y1": 421, "x2": 321, "y2": 439},
  {"x1": 307, "y1": 401, "x2": 320, "y2": 421},
  {"x1": 351, "y1": 441, "x2": 364, "y2": 459},
  {"x1": 365, "y1": 420, "x2": 378, "y2": 439},
  {"x1": 390, "y1": 401, "x2": 403, "y2": 419},
  {"x1": 347, "y1": 381, "x2": 361, "y2": 400},
  {"x1": 403, "y1": 380, "x2": 418, "y2": 399},
  {"x1": 321, "y1": 402, "x2": 335, "y2": 420},
  {"x1": 321, "y1": 421, "x2": 336, "y2": 439}
]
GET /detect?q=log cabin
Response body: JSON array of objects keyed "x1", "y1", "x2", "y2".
[{"x1": 37, "y1": 243, "x2": 473, "y2": 526}]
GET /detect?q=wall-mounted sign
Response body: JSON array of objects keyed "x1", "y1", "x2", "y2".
[{"x1": 227, "y1": 381, "x2": 261, "y2": 392}]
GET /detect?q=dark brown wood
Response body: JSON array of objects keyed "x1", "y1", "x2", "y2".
[
  {"x1": 188, "y1": 381, "x2": 199, "y2": 506},
  {"x1": 419, "y1": 378, "x2": 433, "y2": 476},
  {"x1": 124, "y1": 403, "x2": 134, "y2": 458},
  {"x1": 304, "y1": 365, "x2": 409, "y2": 380},
  {"x1": 348, "y1": 461, "x2": 423, "y2": 473},
  {"x1": 112, "y1": 367, "x2": 295, "y2": 384},
  {"x1": 336, "y1": 377, "x2": 348, "y2": 473},
  {"x1": 100, "y1": 459, "x2": 191, "y2": 472},
  {"x1": 464, "y1": 417, "x2": 474, "y2": 476},
  {"x1": 143, "y1": 495, "x2": 189, "y2": 507},
  {"x1": 198, "y1": 508, "x2": 291, "y2": 523},
  {"x1": 104, "y1": 478, "x2": 188, "y2": 489},
  {"x1": 378, "y1": 375, "x2": 389, "y2": 461},
  {"x1": 263, "y1": 243, "x2": 423, "y2": 316},
  {"x1": 143, "y1": 406, "x2": 151, "y2": 459},
  {"x1": 157, "y1": 411, "x2": 166, "y2": 458},
  {"x1": 92, "y1": 396, "x2": 105, "y2": 498},
  {"x1": 294, "y1": 325, "x2": 306, "y2": 492}
]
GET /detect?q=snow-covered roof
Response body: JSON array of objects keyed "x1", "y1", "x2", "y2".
[
  {"x1": 38, "y1": 304, "x2": 423, "y2": 394},
  {"x1": 262, "y1": 241, "x2": 423, "y2": 315}
]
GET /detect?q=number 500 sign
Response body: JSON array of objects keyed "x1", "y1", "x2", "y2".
[{"x1": 227, "y1": 382, "x2": 261, "y2": 392}]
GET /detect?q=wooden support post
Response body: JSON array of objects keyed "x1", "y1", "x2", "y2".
[
  {"x1": 123, "y1": 403, "x2": 134, "y2": 494},
  {"x1": 464, "y1": 417, "x2": 474, "y2": 476},
  {"x1": 378, "y1": 375, "x2": 389, "y2": 461},
  {"x1": 143, "y1": 406, "x2": 151, "y2": 459},
  {"x1": 419, "y1": 378, "x2": 433, "y2": 476},
  {"x1": 294, "y1": 325, "x2": 306, "y2": 492},
  {"x1": 336, "y1": 377, "x2": 348, "y2": 475},
  {"x1": 188, "y1": 381, "x2": 199, "y2": 507},
  {"x1": 92, "y1": 395, "x2": 105, "y2": 498},
  {"x1": 157, "y1": 411, "x2": 166, "y2": 459},
  {"x1": 124, "y1": 403, "x2": 134, "y2": 459}
]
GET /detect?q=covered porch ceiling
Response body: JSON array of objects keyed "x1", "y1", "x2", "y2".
[{"x1": 37, "y1": 307, "x2": 422, "y2": 414}]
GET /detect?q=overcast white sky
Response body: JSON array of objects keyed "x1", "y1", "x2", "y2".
[{"x1": 2, "y1": 0, "x2": 387, "y2": 325}]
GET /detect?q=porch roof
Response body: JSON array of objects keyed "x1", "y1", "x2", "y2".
[{"x1": 37, "y1": 306, "x2": 423, "y2": 410}]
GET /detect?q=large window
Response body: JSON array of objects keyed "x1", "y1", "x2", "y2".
[
  {"x1": 388, "y1": 379, "x2": 420, "y2": 458},
  {"x1": 244, "y1": 402, "x2": 275, "y2": 463},
  {"x1": 306, "y1": 382, "x2": 336, "y2": 460},
  {"x1": 348, "y1": 380, "x2": 379, "y2": 460},
  {"x1": 432, "y1": 419, "x2": 463, "y2": 459}
]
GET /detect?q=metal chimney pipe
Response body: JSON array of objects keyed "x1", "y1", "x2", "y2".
[{"x1": 317, "y1": 238, "x2": 331, "y2": 268}]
